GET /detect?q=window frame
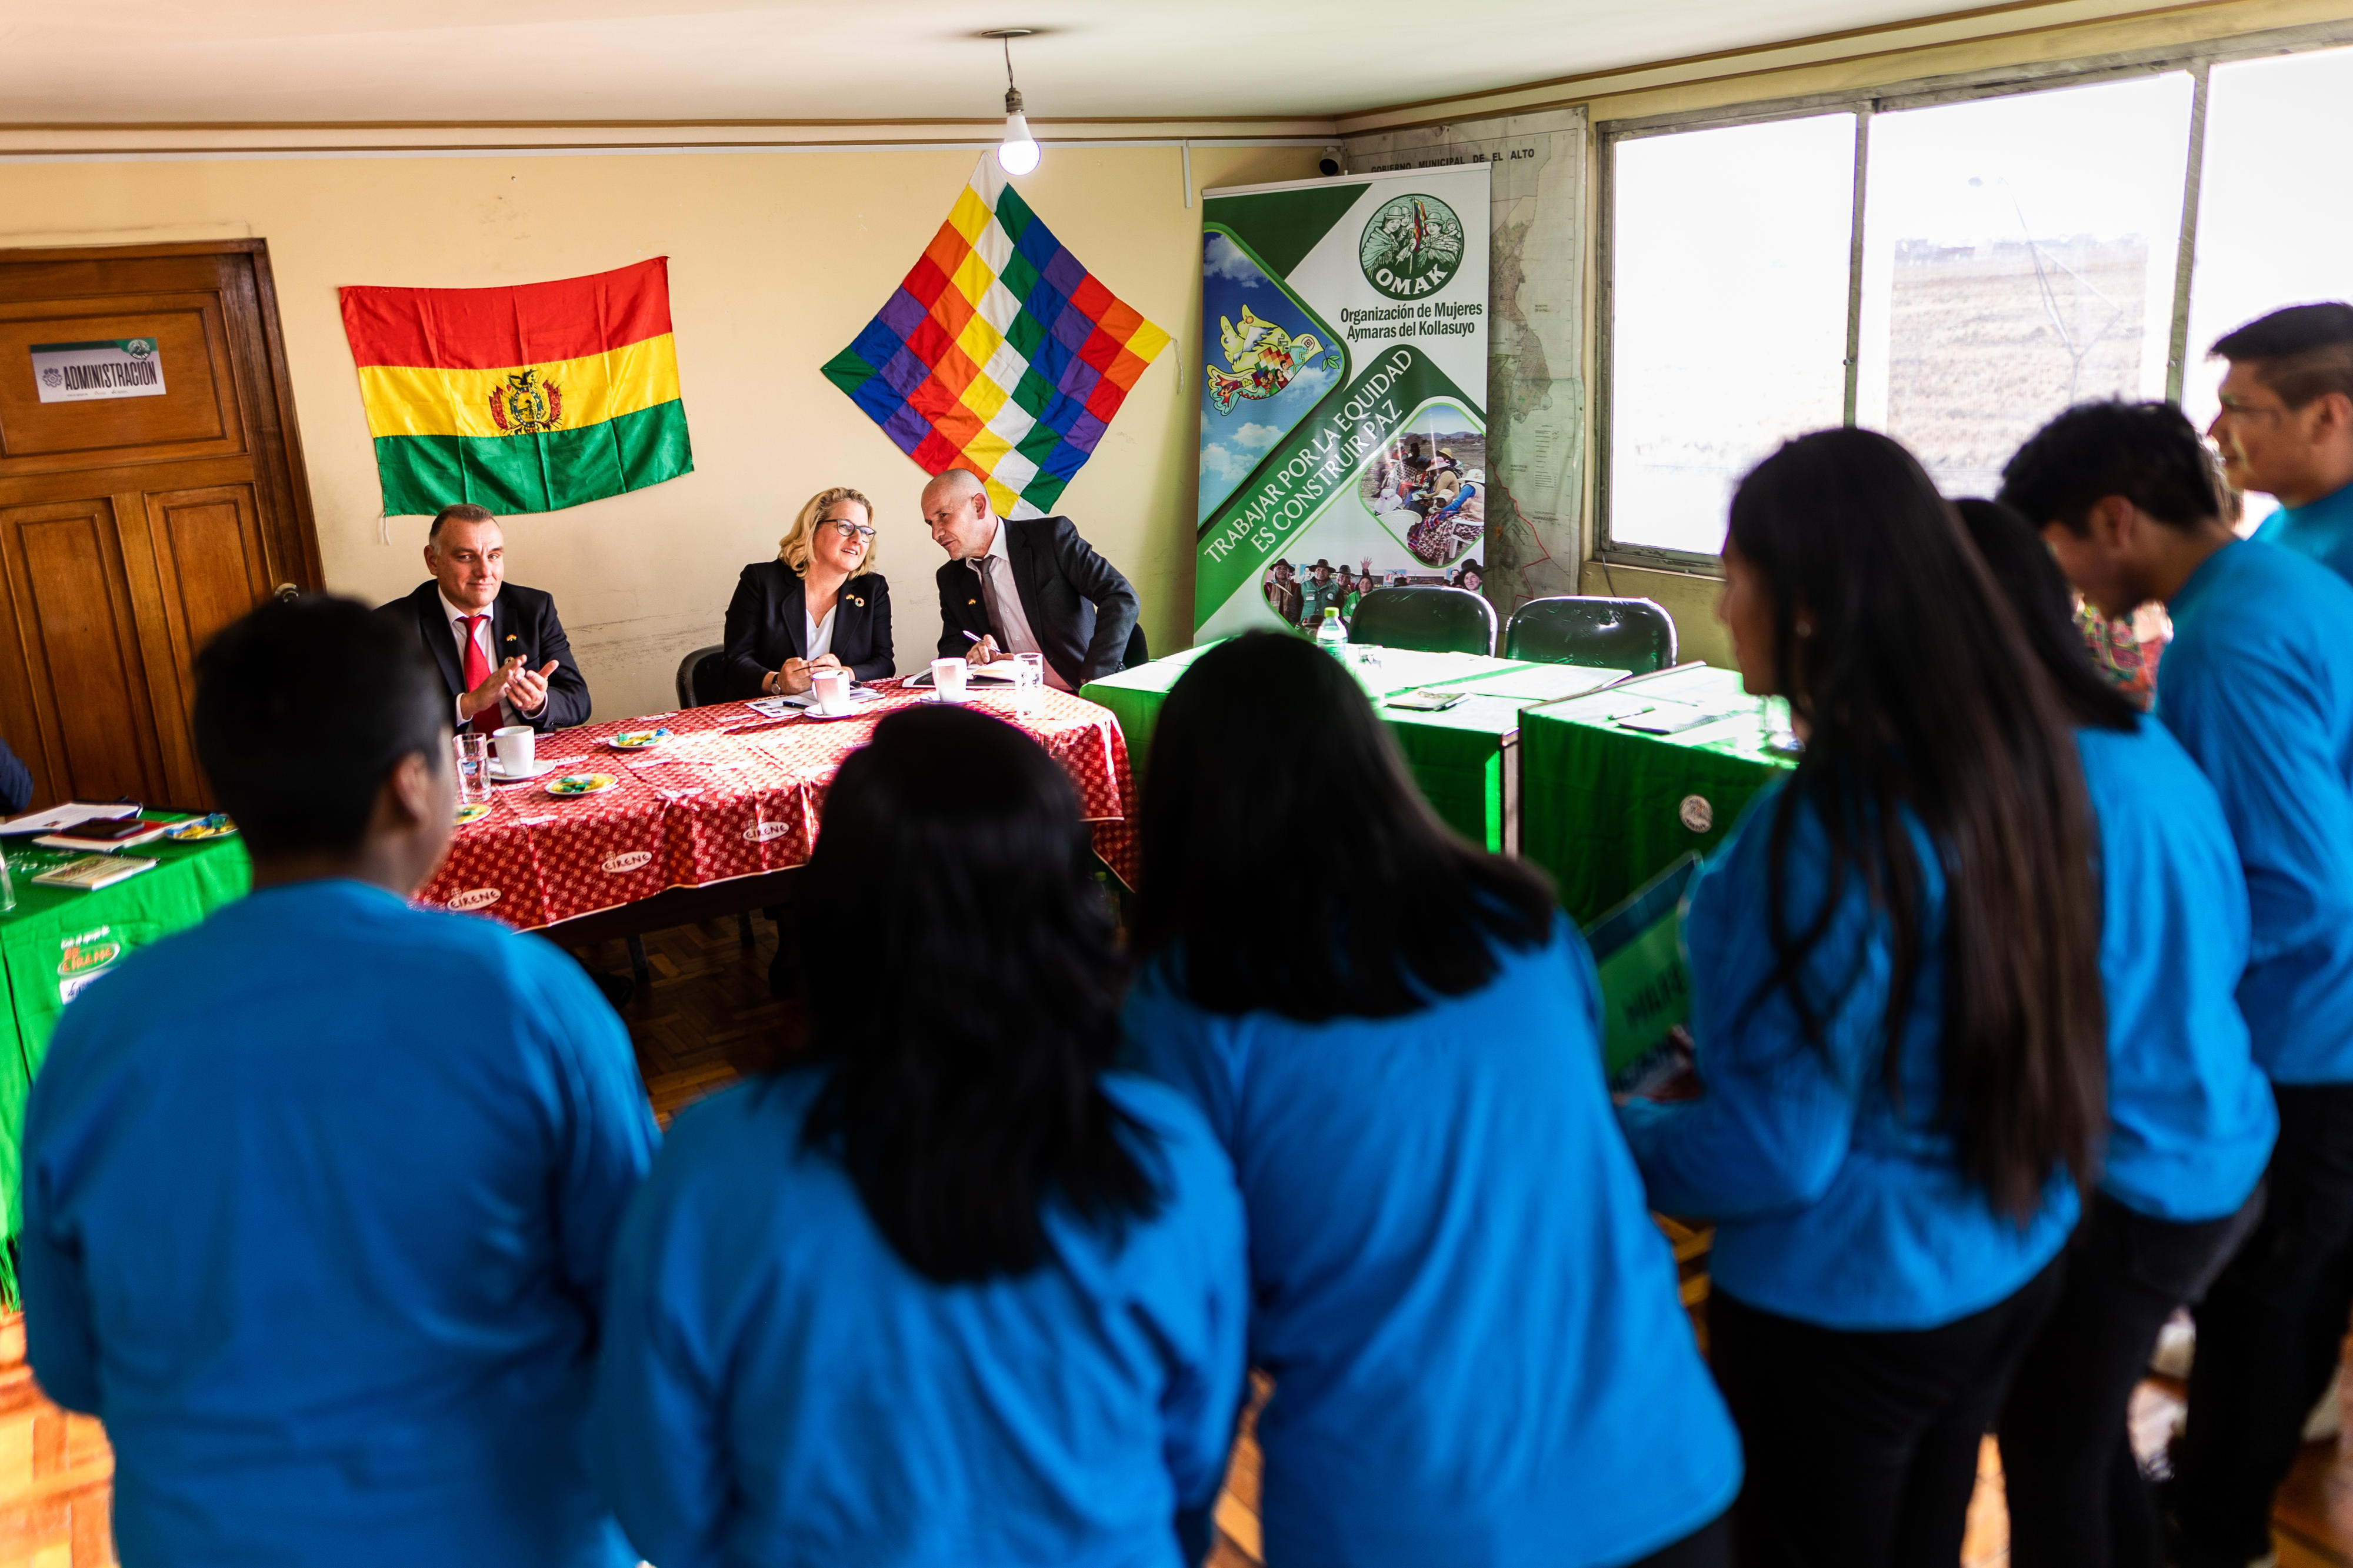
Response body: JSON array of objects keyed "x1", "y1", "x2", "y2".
[{"x1": 1592, "y1": 18, "x2": 2353, "y2": 575}]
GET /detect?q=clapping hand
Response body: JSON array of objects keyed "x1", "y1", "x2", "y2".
[
  {"x1": 506, "y1": 659, "x2": 559, "y2": 716},
  {"x1": 460, "y1": 656, "x2": 520, "y2": 720}
]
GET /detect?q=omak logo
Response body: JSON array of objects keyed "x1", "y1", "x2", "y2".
[
  {"x1": 448, "y1": 888, "x2": 502, "y2": 911},
  {"x1": 602, "y1": 851, "x2": 655, "y2": 874},
  {"x1": 742, "y1": 821, "x2": 793, "y2": 843}
]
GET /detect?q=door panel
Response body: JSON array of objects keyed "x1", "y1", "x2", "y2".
[
  {"x1": 141, "y1": 485, "x2": 271, "y2": 805},
  {"x1": 0, "y1": 293, "x2": 242, "y2": 473},
  {"x1": 0, "y1": 242, "x2": 320, "y2": 813},
  {"x1": 0, "y1": 499, "x2": 168, "y2": 805}
]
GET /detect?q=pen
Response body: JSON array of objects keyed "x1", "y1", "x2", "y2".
[{"x1": 962, "y1": 630, "x2": 981, "y2": 644}]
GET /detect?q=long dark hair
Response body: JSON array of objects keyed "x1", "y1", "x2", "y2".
[
  {"x1": 1729, "y1": 430, "x2": 2105, "y2": 1219},
  {"x1": 798, "y1": 705, "x2": 1159, "y2": 1282},
  {"x1": 1953, "y1": 498, "x2": 2138, "y2": 733},
  {"x1": 1133, "y1": 631, "x2": 1554, "y2": 1020}
]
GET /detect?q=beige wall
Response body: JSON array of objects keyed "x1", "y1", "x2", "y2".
[{"x1": 0, "y1": 142, "x2": 1319, "y2": 719}]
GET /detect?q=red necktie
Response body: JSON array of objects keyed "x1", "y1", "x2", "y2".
[{"x1": 461, "y1": 615, "x2": 500, "y2": 735}]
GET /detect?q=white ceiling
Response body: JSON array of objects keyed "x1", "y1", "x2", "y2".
[{"x1": 0, "y1": 1, "x2": 1982, "y2": 125}]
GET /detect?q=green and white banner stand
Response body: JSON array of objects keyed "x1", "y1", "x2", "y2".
[{"x1": 1195, "y1": 165, "x2": 1492, "y2": 638}]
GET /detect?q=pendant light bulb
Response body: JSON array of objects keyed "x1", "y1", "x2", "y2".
[
  {"x1": 992, "y1": 33, "x2": 1041, "y2": 176},
  {"x1": 998, "y1": 93, "x2": 1039, "y2": 175}
]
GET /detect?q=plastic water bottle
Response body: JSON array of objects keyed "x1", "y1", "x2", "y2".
[{"x1": 1315, "y1": 605, "x2": 1349, "y2": 659}]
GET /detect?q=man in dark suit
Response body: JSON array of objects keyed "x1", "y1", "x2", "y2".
[
  {"x1": 379, "y1": 504, "x2": 591, "y2": 735},
  {"x1": 924, "y1": 469, "x2": 1141, "y2": 691}
]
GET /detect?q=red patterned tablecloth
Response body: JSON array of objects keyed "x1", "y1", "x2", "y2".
[{"x1": 420, "y1": 683, "x2": 1139, "y2": 930}]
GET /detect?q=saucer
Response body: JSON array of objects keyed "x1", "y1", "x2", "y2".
[
  {"x1": 489, "y1": 758, "x2": 559, "y2": 781},
  {"x1": 606, "y1": 728, "x2": 673, "y2": 751}
]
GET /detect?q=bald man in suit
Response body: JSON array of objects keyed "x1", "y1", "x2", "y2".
[{"x1": 921, "y1": 470, "x2": 1141, "y2": 690}]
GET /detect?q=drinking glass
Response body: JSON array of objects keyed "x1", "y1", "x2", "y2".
[
  {"x1": 452, "y1": 733, "x2": 492, "y2": 806},
  {"x1": 1009, "y1": 652, "x2": 1045, "y2": 716}
]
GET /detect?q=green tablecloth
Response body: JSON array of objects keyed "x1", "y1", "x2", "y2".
[
  {"x1": 1520, "y1": 666, "x2": 1794, "y2": 924},
  {"x1": 1082, "y1": 646, "x2": 1627, "y2": 853},
  {"x1": 0, "y1": 832, "x2": 252, "y2": 1293}
]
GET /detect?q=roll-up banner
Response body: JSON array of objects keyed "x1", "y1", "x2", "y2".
[{"x1": 1195, "y1": 166, "x2": 1492, "y2": 638}]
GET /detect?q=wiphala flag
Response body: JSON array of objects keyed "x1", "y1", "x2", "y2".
[{"x1": 822, "y1": 157, "x2": 1169, "y2": 520}]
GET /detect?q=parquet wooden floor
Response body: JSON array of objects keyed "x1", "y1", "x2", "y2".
[{"x1": 1, "y1": 913, "x2": 2349, "y2": 1566}]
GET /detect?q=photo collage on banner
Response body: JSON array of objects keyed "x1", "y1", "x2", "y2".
[{"x1": 1195, "y1": 165, "x2": 1492, "y2": 639}]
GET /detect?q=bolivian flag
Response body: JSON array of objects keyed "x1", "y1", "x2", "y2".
[{"x1": 339, "y1": 258, "x2": 692, "y2": 516}]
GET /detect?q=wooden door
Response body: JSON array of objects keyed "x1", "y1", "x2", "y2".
[{"x1": 0, "y1": 242, "x2": 322, "y2": 810}]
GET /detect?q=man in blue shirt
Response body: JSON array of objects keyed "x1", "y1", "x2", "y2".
[
  {"x1": 2002, "y1": 400, "x2": 2353, "y2": 1568},
  {"x1": 2209, "y1": 302, "x2": 2353, "y2": 583},
  {"x1": 19, "y1": 596, "x2": 659, "y2": 1568}
]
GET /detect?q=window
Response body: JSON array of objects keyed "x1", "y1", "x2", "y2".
[
  {"x1": 1857, "y1": 75, "x2": 2192, "y2": 501},
  {"x1": 1597, "y1": 27, "x2": 2353, "y2": 566},
  {"x1": 2182, "y1": 45, "x2": 2353, "y2": 429},
  {"x1": 1606, "y1": 115, "x2": 1855, "y2": 558}
]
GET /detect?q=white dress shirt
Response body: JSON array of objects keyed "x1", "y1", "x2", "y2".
[
  {"x1": 965, "y1": 521, "x2": 1071, "y2": 690},
  {"x1": 439, "y1": 591, "x2": 544, "y2": 726}
]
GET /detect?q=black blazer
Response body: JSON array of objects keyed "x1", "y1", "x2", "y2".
[
  {"x1": 379, "y1": 580, "x2": 592, "y2": 733},
  {"x1": 722, "y1": 563, "x2": 895, "y2": 699},
  {"x1": 934, "y1": 516, "x2": 1140, "y2": 689}
]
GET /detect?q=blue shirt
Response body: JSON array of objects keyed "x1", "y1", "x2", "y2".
[
  {"x1": 2078, "y1": 720, "x2": 2275, "y2": 1220},
  {"x1": 2252, "y1": 478, "x2": 2353, "y2": 588},
  {"x1": 19, "y1": 880, "x2": 657, "y2": 1568},
  {"x1": 587, "y1": 1068, "x2": 1247, "y2": 1568},
  {"x1": 1618, "y1": 784, "x2": 2079, "y2": 1331},
  {"x1": 2158, "y1": 538, "x2": 2353, "y2": 1084},
  {"x1": 1125, "y1": 920, "x2": 1742, "y2": 1568}
]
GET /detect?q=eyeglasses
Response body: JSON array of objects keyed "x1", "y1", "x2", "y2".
[{"x1": 824, "y1": 520, "x2": 878, "y2": 539}]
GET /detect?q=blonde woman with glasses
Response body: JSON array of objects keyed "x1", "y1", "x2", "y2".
[{"x1": 722, "y1": 486, "x2": 894, "y2": 698}]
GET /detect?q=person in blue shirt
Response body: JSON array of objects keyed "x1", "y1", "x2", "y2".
[
  {"x1": 1124, "y1": 631, "x2": 1742, "y2": 1568},
  {"x1": 2207, "y1": 302, "x2": 2353, "y2": 584},
  {"x1": 18, "y1": 595, "x2": 658, "y2": 1568},
  {"x1": 1618, "y1": 429, "x2": 2107, "y2": 1568},
  {"x1": 1955, "y1": 496, "x2": 2274, "y2": 1568},
  {"x1": 1999, "y1": 399, "x2": 2353, "y2": 1568},
  {"x1": 588, "y1": 704, "x2": 1247, "y2": 1568}
]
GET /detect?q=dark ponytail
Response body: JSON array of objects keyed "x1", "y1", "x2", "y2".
[
  {"x1": 1729, "y1": 429, "x2": 2107, "y2": 1219},
  {"x1": 797, "y1": 705, "x2": 1159, "y2": 1281}
]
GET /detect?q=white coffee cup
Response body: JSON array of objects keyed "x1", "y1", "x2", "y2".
[
  {"x1": 812, "y1": 667, "x2": 854, "y2": 716},
  {"x1": 931, "y1": 657, "x2": 970, "y2": 703},
  {"x1": 492, "y1": 724, "x2": 536, "y2": 775}
]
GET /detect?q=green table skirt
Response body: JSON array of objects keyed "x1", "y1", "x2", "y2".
[
  {"x1": 1520, "y1": 670, "x2": 1792, "y2": 925},
  {"x1": 1082, "y1": 646, "x2": 1624, "y2": 855},
  {"x1": 0, "y1": 834, "x2": 252, "y2": 1296}
]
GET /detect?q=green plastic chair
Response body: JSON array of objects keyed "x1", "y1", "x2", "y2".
[
  {"x1": 1502, "y1": 596, "x2": 1677, "y2": 674},
  {"x1": 1346, "y1": 586, "x2": 1498, "y2": 656}
]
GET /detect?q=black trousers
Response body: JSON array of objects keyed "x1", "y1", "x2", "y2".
[
  {"x1": 2174, "y1": 1082, "x2": 2353, "y2": 1568},
  {"x1": 1627, "y1": 1510, "x2": 1731, "y2": 1568},
  {"x1": 1709, "y1": 1258, "x2": 2064, "y2": 1568},
  {"x1": 1995, "y1": 1186, "x2": 2265, "y2": 1568}
]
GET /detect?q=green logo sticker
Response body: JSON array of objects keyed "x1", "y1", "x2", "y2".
[{"x1": 1358, "y1": 194, "x2": 1467, "y2": 301}]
